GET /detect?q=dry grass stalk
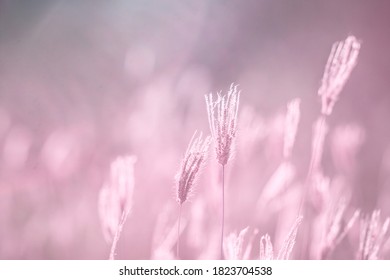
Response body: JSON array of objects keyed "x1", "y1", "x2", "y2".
[
  {"x1": 175, "y1": 131, "x2": 211, "y2": 258},
  {"x1": 284, "y1": 98, "x2": 301, "y2": 159},
  {"x1": 224, "y1": 227, "x2": 249, "y2": 260},
  {"x1": 259, "y1": 234, "x2": 274, "y2": 260},
  {"x1": 358, "y1": 210, "x2": 390, "y2": 260},
  {"x1": 277, "y1": 215, "x2": 303, "y2": 260},
  {"x1": 151, "y1": 204, "x2": 187, "y2": 260},
  {"x1": 98, "y1": 155, "x2": 137, "y2": 260},
  {"x1": 308, "y1": 35, "x2": 361, "y2": 183},
  {"x1": 319, "y1": 35, "x2": 361, "y2": 116},
  {"x1": 321, "y1": 199, "x2": 360, "y2": 259},
  {"x1": 224, "y1": 227, "x2": 257, "y2": 260},
  {"x1": 205, "y1": 83, "x2": 240, "y2": 259},
  {"x1": 295, "y1": 35, "x2": 362, "y2": 258},
  {"x1": 176, "y1": 131, "x2": 211, "y2": 205},
  {"x1": 205, "y1": 83, "x2": 240, "y2": 166},
  {"x1": 259, "y1": 216, "x2": 303, "y2": 260}
]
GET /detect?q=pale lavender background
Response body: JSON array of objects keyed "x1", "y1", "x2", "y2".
[{"x1": 0, "y1": 0, "x2": 389, "y2": 259}]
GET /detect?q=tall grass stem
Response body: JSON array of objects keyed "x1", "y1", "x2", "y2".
[
  {"x1": 221, "y1": 164, "x2": 225, "y2": 259},
  {"x1": 109, "y1": 210, "x2": 128, "y2": 260},
  {"x1": 177, "y1": 204, "x2": 182, "y2": 259}
]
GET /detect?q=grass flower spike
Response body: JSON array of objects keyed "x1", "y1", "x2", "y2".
[
  {"x1": 175, "y1": 131, "x2": 211, "y2": 258},
  {"x1": 319, "y1": 36, "x2": 361, "y2": 116},
  {"x1": 260, "y1": 234, "x2": 274, "y2": 260},
  {"x1": 284, "y1": 98, "x2": 301, "y2": 159},
  {"x1": 99, "y1": 155, "x2": 137, "y2": 260},
  {"x1": 358, "y1": 210, "x2": 390, "y2": 260},
  {"x1": 224, "y1": 227, "x2": 254, "y2": 260},
  {"x1": 205, "y1": 83, "x2": 240, "y2": 166},
  {"x1": 176, "y1": 131, "x2": 211, "y2": 205},
  {"x1": 205, "y1": 83, "x2": 240, "y2": 259},
  {"x1": 259, "y1": 216, "x2": 303, "y2": 260}
]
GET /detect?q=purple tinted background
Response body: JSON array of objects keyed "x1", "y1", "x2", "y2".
[{"x1": 0, "y1": 0, "x2": 389, "y2": 259}]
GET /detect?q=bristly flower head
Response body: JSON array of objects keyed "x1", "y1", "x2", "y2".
[
  {"x1": 277, "y1": 215, "x2": 303, "y2": 260},
  {"x1": 358, "y1": 210, "x2": 390, "y2": 260},
  {"x1": 284, "y1": 98, "x2": 301, "y2": 159},
  {"x1": 260, "y1": 234, "x2": 274, "y2": 260},
  {"x1": 176, "y1": 131, "x2": 211, "y2": 205},
  {"x1": 259, "y1": 216, "x2": 303, "y2": 260},
  {"x1": 205, "y1": 83, "x2": 240, "y2": 165},
  {"x1": 224, "y1": 227, "x2": 256, "y2": 260},
  {"x1": 319, "y1": 35, "x2": 361, "y2": 116},
  {"x1": 320, "y1": 198, "x2": 360, "y2": 259},
  {"x1": 99, "y1": 155, "x2": 137, "y2": 243}
]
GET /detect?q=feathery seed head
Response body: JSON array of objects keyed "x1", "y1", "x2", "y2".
[
  {"x1": 358, "y1": 210, "x2": 390, "y2": 260},
  {"x1": 260, "y1": 234, "x2": 274, "y2": 260},
  {"x1": 224, "y1": 227, "x2": 256, "y2": 260},
  {"x1": 319, "y1": 35, "x2": 361, "y2": 116},
  {"x1": 205, "y1": 83, "x2": 240, "y2": 165},
  {"x1": 321, "y1": 199, "x2": 360, "y2": 259},
  {"x1": 176, "y1": 131, "x2": 211, "y2": 205},
  {"x1": 258, "y1": 216, "x2": 302, "y2": 260},
  {"x1": 99, "y1": 155, "x2": 136, "y2": 243},
  {"x1": 277, "y1": 215, "x2": 303, "y2": 260},
  {"x1": 284, "y1": 98, "x2": 301, "y2": 159}
]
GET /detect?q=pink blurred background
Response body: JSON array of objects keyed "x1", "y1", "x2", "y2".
[{"x1": 0, "y1": 0, "x2": 390, "y2": 259}]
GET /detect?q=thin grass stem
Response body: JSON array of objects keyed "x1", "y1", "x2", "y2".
[
  {"x1": 109, "y1": 210, "x2": 128, "y2": 260},
  {"x1": 220, "y1": 164, "x2": 225, "y2": 259},
  {"x1": 177, "y1": 204, "x2": 182, "y2": 259}
]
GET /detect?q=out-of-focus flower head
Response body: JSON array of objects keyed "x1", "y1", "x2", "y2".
[
  {"x1": 318, "y1": 35, "x2": 361, "y2": 116},
  {"x1": 99, "y1": 155, "x2": 137, "y2": 243}
]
